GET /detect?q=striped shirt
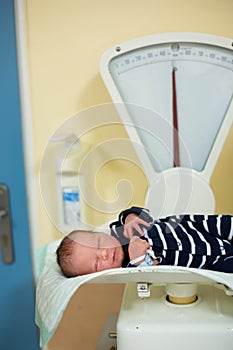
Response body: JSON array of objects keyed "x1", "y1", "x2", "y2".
[{"x1": 110, "y1": 207, "x2": 233, "y2": 269}]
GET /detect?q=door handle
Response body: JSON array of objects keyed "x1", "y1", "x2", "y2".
[{"x1": 0, "y1": 184, "x2": 14, "y2": 264}]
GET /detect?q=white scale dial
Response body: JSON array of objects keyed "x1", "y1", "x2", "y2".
[
  {"x1": 100, "y1": 33, "x2": 233, "y2": 216},
  {"x1": 107, "y1": 41, "x2": 233, "y2": 173}
]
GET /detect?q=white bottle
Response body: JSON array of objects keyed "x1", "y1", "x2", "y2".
[{"x1": 62, "y1": 187, "x2": 80, "y2": 225}]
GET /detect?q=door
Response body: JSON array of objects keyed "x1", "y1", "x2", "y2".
[{"x1": 0, "y1": 1, "x2": 39, "y2": 349}]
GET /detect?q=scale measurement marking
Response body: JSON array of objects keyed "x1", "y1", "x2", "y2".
[{"x1": 112, "y1": 44, "x2": 233, "y2": 75}]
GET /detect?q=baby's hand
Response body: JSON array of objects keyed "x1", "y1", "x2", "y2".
[
  {"x1": 124, "y1": 213, "x2": 150, "y2": 239},
  {"x1": 128, "y1": 236, "x2": 150, "y2": 265}
]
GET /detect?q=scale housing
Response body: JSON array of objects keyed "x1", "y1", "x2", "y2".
[{"x1": 100, "y1": 32, "x2": 233, "y2": 218}]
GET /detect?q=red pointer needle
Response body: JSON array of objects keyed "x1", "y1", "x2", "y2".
[{"x1": 172, "y1": 66, "x2": 180, "y2": 167}]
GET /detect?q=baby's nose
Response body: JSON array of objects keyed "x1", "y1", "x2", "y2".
[{"x1": 99, "y1": 248, "x2": 109, "y2": 261}]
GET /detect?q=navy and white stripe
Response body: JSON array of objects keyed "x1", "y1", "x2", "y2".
[{"x1": 110, "y1": 207, "x2": 233, "y2": 270}]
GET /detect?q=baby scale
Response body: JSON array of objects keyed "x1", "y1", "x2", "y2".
[{"x1": 97, "y1": 33, "x2": 233, "y2": 349}]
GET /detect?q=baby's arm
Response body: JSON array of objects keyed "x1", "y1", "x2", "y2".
[{"x1": 128, "y1": 237, "x2": 159, "y2": 266}]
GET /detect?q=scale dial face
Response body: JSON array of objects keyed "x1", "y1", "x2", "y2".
[{"x1": 102, "y1": 34, "x2": 233, "y2": 176}]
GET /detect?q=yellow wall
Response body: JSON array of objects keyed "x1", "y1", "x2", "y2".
[
  {"x1": 23, "y1": 0, "x2": 233, "y2": 349},
  {"x1": 24, "y1": 0, "x2": 233, "y2": 247}
]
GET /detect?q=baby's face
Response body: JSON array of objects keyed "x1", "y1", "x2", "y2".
[{"x1": 70, "y1": 231, "x2": 125, "y2": 275}]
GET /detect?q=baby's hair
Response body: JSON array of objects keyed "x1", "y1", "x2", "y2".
[{"x1": 56, "y1": 230, "x2": 91, "y2": 278}]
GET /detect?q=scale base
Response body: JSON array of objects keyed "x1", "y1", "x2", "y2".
[
  {"x1": 145, "y1": 167, "x2": 215, "y2": 218},
  {"x1": 117, "y1": 282, "x2": 233, "y2": 350}
]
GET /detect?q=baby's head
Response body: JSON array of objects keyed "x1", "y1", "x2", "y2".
[{"x1": 56, "y1": 230, "x2": 125, "y2": 277}]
